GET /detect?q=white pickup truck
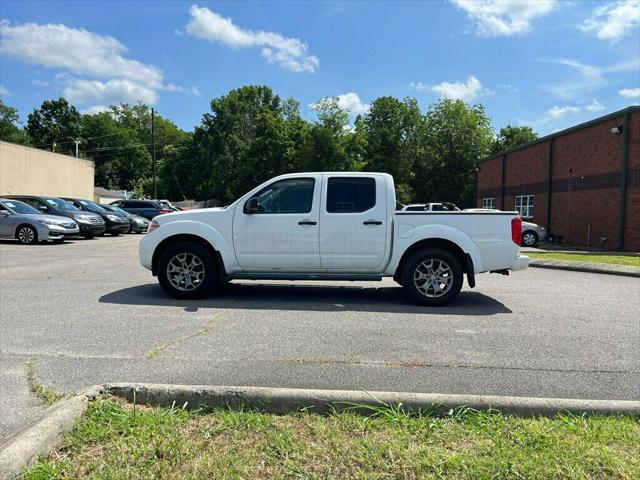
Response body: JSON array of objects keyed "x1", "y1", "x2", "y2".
[{"x1": 139, "y1": 172, "x2": 529, "y2": 306}]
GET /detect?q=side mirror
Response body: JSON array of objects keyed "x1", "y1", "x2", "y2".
[
  {"x1": 0, "y1": 210, "x2": 10, "y2": 217},
  {"x1": 245, "y1": 198, "x2": 260, "y2": 214},
  {"x1": 39, "y1": 206, "x2": 48, "y2": 212}
]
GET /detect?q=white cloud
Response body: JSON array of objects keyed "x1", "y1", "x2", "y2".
[
  {"x1": 452, "y1": 0, "x2": 556, "y2": 36},
  {"x1": 548, "y1": 105, "x2": 579, "y2": 119},
  {"x1": 0, "y1": 19, "x2": 192, "y2": 110},
  {"x1": 619, "y1": 87, "x2": 640, "y2": 98},
  {"x1": 63, "y1": 78, "x2": 159, "y2": 106},
  {"x1": 185, "y1": 5, "x2": 319, "y2": 73},
  {"x1": 0, "y1": 85, "x2": 10, "y2": 96},
  {"x1": 585, "y1": 98, "x2": 605, "y2": 112},
  {"x1": 80, "y1": 105, "x2": 109, "y2": 115},
  {"x1": 543, "y1": 57, "x2": 640, "y2": 100},
  {"x1": 580, "y1": 0, "x2": 640, "y2": 40},
  {"x1": 412, "y1": 76, "x2": 492, "y2": 101},
  {"x1": 311, "y1": 92, "x2": 369, "y2": 115}
]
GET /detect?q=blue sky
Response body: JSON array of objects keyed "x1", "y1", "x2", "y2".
[{"x1": 1, "y1": 0, "x2": 639, "y2": 134}]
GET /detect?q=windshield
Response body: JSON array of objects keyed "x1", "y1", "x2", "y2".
[
  {"x1": 45, "y1": 198, "x2": 79, "y2": 212},
  {"x1": 79, "y1": 199, "x2": 107, "y2": 213},
  {"x1": 2, "y1": 200, "x2": 40, "y2": 214},
  {"x1": 108, "y1": 205, "x2": 129, "y2": 215}
]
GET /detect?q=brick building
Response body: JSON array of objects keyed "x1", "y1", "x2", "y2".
[{"x1": 476, "y1": 106, "x2": 640, "y2": 251}]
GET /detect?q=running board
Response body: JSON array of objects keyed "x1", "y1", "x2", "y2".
[{"x1": 230, "y1": 273, "x2": 383, "y2": 281}]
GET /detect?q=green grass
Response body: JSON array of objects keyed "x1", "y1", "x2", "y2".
[
  {"x1": 528, "y1": 251, "x2": 640, "y2": 267},
  {"x1": 26, "y1": 359, "x2": 63, "y2": 405},
  {"x1": 24, "y1": 399, "x2": 640, "y2": 479}
]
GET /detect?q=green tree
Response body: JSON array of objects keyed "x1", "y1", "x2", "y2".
[
  {"x1": 296, "y1": 97, "x2": 356, "y2": 172},
  {"x1": 26, "y1": 98, "x2": 81, "y2": 155},
  {"x1": 362, "y1": 97, "x2": 422, "y2": 203},
  {"x1": 414, "y1": 98, "x2": 493, "y2": 208},
  {"x1": 192, "y1": 85, "x2": 299, "y2": 204},
  {"x1": 0, "y1": 99, "x2": 29, "y2": 145},
  {"x1": 492, "y1": 124, "x2": 538, "y2": 153}
]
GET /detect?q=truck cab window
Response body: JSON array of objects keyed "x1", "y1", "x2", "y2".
[
  {"x1": 245, "y1": 178, "x2": 315, "y2": 214},
  {"x1": 326, "y1": 177, "x2": 376, "y2": 213}
]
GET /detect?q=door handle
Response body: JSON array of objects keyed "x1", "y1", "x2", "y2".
[
  {"x1": 298, "y1": 220, "x2": 317, "y2": 225},
  {"x1": 363, "y1": 220, "x2": 382, "y2": 225}
]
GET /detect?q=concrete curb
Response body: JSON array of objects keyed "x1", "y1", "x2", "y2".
[
  {"x1": 529, "y1": 259, "x2": 640, "y2": 277},
  {"x1": 107, "y1": 383, "x2": 640, "y2": 417},
  {"x1": 2, "y1": 383, "x2": 639, "y2": 479},
  {"x1": 0, "y1": 385, "x2": 104, "y2": 480}
]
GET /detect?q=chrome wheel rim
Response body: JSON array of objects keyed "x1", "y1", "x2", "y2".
[
  {"x1": 167, "y1": 253, "x2": 205, "y2": 292},
  {"x1": 413, "y1": 259, "x2": 454, "y2": 298},
  {"x1": 18, "y1": 227, "x2": 35, "y2": 244},
  {"x1": 523, "y1": 233, "x2": 536, "y2": 246}
]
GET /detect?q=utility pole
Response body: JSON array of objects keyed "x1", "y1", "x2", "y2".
[
  {"x1": 152, "y1": 107, "x2": 157, "y2": 199},
  {"x1": 74, "y1": 139, "x2": 80, "y2": 158}
]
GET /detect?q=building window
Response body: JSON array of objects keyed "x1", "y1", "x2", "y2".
[
  {"x1": 515, "y1": 195, "x2": 534, "y2": 218},
  {"x1": 482, "y1": 197, "x2": 495, "y2": 209}
]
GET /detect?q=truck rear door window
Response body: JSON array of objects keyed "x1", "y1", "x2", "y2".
[{"x1": 326, "y1": 177, "x2": 376, "y2": 213}]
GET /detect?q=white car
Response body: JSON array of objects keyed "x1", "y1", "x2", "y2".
[
  {"x1": 401, "y1": 202, "x2": 460, "y2": 212},
  {"x1": 140, "y1": 172, "x2": 529, "y2": 306}
]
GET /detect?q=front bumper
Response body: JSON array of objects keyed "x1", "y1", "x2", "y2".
[
  {"x1": 40, "y1": 225, "x2": 80, "y2": 240},
  {"x1": 105, "y1": 221, "x2": 130, "y2": 234},
  {"x1": 130, "y1": 221, "x2": 149, "y2": 233},
  {"x1": 77, "y1": 223, "x2": 106, "y2": 236},
  {"x1": 511, "y1": 254, "x2": 530, "y2": 271}
]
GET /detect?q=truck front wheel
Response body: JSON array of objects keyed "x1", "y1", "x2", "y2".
[
  {"x1": 157, "y1": 241, "x2": 217, "y2": 299},
  {"x1": 401, "y1": 248, "x2": 463, "y2": 306}
]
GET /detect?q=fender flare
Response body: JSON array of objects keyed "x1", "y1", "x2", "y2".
[
  {"x1": 147, "y1": 220, "x2": 237, "y2": 272},
  {"x1": 391, "y1": 224, "x2": 484, "y2": 274}
]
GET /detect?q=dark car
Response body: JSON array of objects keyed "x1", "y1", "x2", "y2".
[
  {"x1": 109, "y1": 199, "x2": 172, "y2": 220},
  {"x1": 5, "y1": 195, "x2": 105, "y2": 238},
  {"x1": 62, "y1": 198, "x2": 130, "y2": 236},
  {"x1": 101, "y1": 204, "x2": 149, "y2": 233}
]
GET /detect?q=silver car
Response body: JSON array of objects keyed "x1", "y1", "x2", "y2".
[
  {"x1": 0, "y1": 198, "x2": 79, "y2": 244},
  {"x1": 521, "y1": 221, "x2": 546, "y2": 247}
]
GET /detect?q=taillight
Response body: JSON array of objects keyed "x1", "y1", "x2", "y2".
[
  {"x1": 159, "y1": 209, "x2": 171, "y2": 214},
  {"x1": 511, "y1": 216, "x2": 522, "y2": 246},
  {"x1": 148, "y1": 220, "x2": 159, "y2": 233}
]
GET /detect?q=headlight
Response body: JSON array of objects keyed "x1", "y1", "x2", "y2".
[
  {"x1": 38, "y1": 219, "x2": 62, "y2": 227},
  {"x1": 76, "y1": 215, "x2": 92, "y2": 223},
  {"x1": 106, "y1": 214, "x2": 120, "y2": 222}
]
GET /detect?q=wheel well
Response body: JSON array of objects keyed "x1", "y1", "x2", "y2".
[
  {"x1": 394, "y1": 238, "x2": 468, "y2": 283},
  {"x1": 151, "y1": 234, "x2": 226, "y2": 282},
  {"x1": 15, "y1": 223, "x2": 36, "y2": 238}
]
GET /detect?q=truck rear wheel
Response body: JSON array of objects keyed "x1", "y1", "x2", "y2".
[
  {"x1": 157, "y1": 241, "x2": 216, "y2": 299},
  {"x1": 401, "y1": 248, "x2": 463, "y2": 306}
]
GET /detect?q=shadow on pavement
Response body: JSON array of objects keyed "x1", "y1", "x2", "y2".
[{"x1": 99, "y1": 282, "x2": 512, "y2": 315}]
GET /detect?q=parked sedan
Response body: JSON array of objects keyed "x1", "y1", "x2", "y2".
[
  {"x1": 521, "y1": 221, "x2": 546, "y2": 247},
  {"x1": 62, "y1": 198, "x2": 130, "y2": 236},
  {"x1": 109, "y1": 199, "x2": 172, "y2": 220},
  {"x1": 5, "y1": 195, "x2": 105, "y2": 238},
  {"x1": 101, "y1": 204, "x2": 149, "y2": 233},
  {"x1": 0, "y1": 198, "x2": 79, "y2": 244}
]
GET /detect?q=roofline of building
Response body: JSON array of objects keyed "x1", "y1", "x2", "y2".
[
  {"x1": 479, "y1": 105, "x2": 640, "y2": 164},
  {"x1": 0, "y1": 140, "x2": 95, "y2": 166}
]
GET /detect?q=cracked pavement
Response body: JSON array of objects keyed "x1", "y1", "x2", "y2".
[{"x1": 1, "y1": 234, "x2": 639, "y2": 439}]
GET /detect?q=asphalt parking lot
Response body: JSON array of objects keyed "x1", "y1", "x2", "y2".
[{"x1": 1, "y1": 234, "x2": 639, "y2": 439}]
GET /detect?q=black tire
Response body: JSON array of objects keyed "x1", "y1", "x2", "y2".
[
  {"x1": 522, "y1": 230, "x2": 538, "y2": 247},
  {"x1": 157, "y1": 241, "x2": 217, "y2": 299},
  {"x1": 16, "y1": 224, "x2": 38, "y2": 245},
  {"x1": 401, "y1": 248, "x2": 463, "y2": 306},
  {"x1": 83, "y1": 234, "x2": 94, "y2": 239},
  {"x1": 110, "y1": 232, "x2": 121, "y2": 236}
]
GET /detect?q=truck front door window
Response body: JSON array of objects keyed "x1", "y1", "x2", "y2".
[{"x1": 245, "y1": 178, "x2": 315, "y2": 214}]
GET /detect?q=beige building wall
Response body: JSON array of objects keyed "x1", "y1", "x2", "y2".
[{"x1": 0, "y1": 141, "x2": 94, "y2": 198}]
